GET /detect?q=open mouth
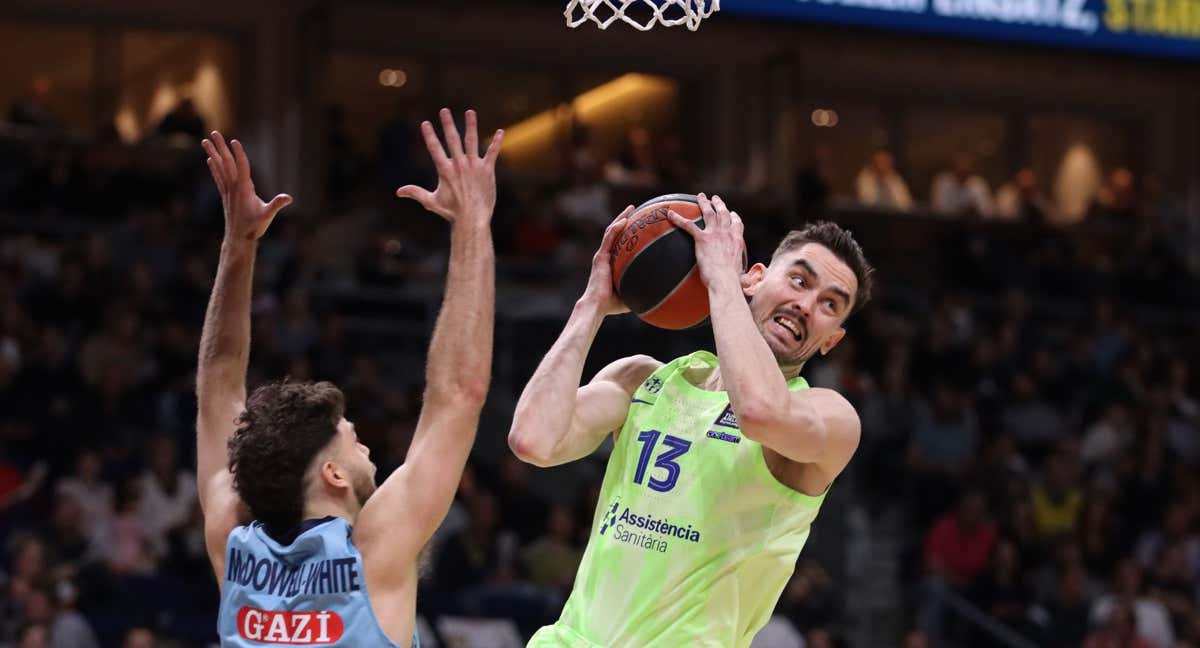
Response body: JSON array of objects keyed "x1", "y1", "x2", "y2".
[{"x1": 772, "y1": 315, "x2": 804, "y2": 341}]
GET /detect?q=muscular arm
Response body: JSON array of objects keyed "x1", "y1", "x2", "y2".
[
  {"x1": 508, "y1": 298, "x2": 659, "y2": 467},
  {"x1": 355, "y1": 109, "x2": 503, "y2": 571},
  {"x1": 195, "y1": 133, "x2": 293, "y2": 579},
  {"x1": 672, "y1": 195, "x2": 860, "y2": 478},
  {"x1": 195, "y1": 240, "x2": 252, "y2": 501},
  {"x1": 508, "y1": 209, "x2": 656, "y2": 467}
]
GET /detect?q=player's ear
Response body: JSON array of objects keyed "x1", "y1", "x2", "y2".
[
  {"x1": 741, "y1": 263, "x2": 767, "y2": 297},
  {"x1": 819, "y1": 328, "x2": 846, "y2": 356},
  {"x1": 320, "y1": 460, "x2": 348, "y2": 489}
]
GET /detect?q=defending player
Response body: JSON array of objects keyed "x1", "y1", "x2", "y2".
[
  {"x1": 509, "y1": 194, "x2": 874, "y2": 647},
  {"x1": 196, "y1": 109, "x2": 502, "y2": 647}
]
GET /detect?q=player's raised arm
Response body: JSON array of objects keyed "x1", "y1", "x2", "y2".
[
  {"x1": 195, "y1": 132, "x2": 292, "y2": 575},
  {"x1": 667, "y1": 195, "x2": 860, "y2": 474},
  {"x1": 354, "y1": 109, "x2": 502, "y2": 564},
  {"x1": 508, "y1": 210, "x2": 662, "y2": 468}
]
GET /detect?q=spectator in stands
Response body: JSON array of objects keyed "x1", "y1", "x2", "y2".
[
  {"x1": 1088, "y1": 167, "x2": 1138, "y2": 226},
  {"x1": 1001, "y1": 372, "x2": 1067, "y2": 452},
  {"x1": 3, "y1": 537, "x2": 45, "y2": 639},
  {"x1": 656, "y1": 132, "x2": 692, "y2": 189},
  {"x1": 931, "y1": 153, "x2": 993, "y2": 217},
  {"x1": 1084, "y1": 598, "x2": 1154, "y2": 648},
  {"x1": 377, "y1": 101, "x2": 420, "y2": 194},
  {"x1": 325, "y1": 106, "x2": 358, "y2": 209},
  {"x1": 858, "y1": 355, "x2": 922, "y2": 511},
  {"x1": 925, "y1": 488, "x2": 998, "y2": 588},
  {"x1": 495, "y1": 455, "x2": 549, "y2": 545},
  {"x1": 968, "y1": 539, "x2": 1031, "y2": 638},
  {"x1": 521, "y1": 504, "x2": 582, "y2": 593},
  {"x1": 1078, "y1": 494, "x2": 1124, "y2": 579},
  {"x1": 1031, "y1": 449, "x2": 1084, "y2": 541},
  {"x1": 0, "y1": 459, "x2": 44, "y2": 518},
  {"x1": 77, "y1": 304, "x2": 148, "y2": 387},
  {"x1": 155, "y1": 98, "x2": 206, "y2": 141},
  {"x1": 138, "y1": 435, "x2": 196, "y2": 560},
  {"x1": 993, "y1": 168, "x2": 1055, "y2": 224},
  {"x1": 855, "y1": 149, "x2": 913, "y2": 212},
  {"x1": 1038, "y1": 562, "x2": 1093, "y2": 648},
  {"x1": 14, "y1": 622, "x2": 50, "y2": 648},
  {"x1": 512, "y1": 199, "x2": 563, "y2": 261},
  {"x1": 1082, "y1": 402, "x2": 1136, "y2": 472},
  {"x1": 44, "y1": 491, "x2": 94, "y2": 578},
  {"x1": 276, "y1": 288, "x2": 319, "y2": 357},
  {"x1": 775, "y1": 560, "x2": 841, "y2": 633},
  {"x1": 1162, "y1": 360, "x2": 1200, "y2": 466},
  {"x1": 55, "y1": 449, "x2": 112, "y2": 533},
  {"x1": 902, "y1": 628, "x2": 931, "y2": 648},
  {"x1": 1145, "y1": 542, "x2": 1197, "y2": 636},
  {"x1": 1091, "y1": 559, "x2": 1175, "y2": 648},
  {"x1": 19, "y1": 585, "x2": 100, "y2": 648},
  {"x1": 8, "y1": 75, "x2": 59, "y2": 130},
  {"x1": 907, "y1": 381, "x2": 980, "y2": 523},
  {"x1": 121, "y1": 627, "x2": 157, "y2": 648},
  {"x1": 795, "y1": 143, "x2": 833, "y2": 214},
  {"x1": 554, "y1": 124, "x2": 612, "y2": 232},
  {"x1": 434, "y1": 490, "x2": 514, "y2": 593},
  {"x1": 604, "y1": 126, "x2": 658, "y2": 187},
  {"x1": 1134, "y1": 502, "x2": 1200, "y2": 577},
  {"x1": 100, "y1": 476, "x2": 158, "y2": 575}
]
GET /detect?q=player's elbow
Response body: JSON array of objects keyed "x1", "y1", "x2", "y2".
[{"x1": 507, "y1": 430, "x2": 554, "y2": 468}]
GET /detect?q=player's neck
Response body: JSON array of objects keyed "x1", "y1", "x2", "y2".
[{"x1": 302, "y1": 497, "x2": 358, "y2": 528}]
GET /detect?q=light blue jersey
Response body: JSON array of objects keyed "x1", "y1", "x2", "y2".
[{"x1": 217, "y1": 517, "x2": 414, "y2": 647}]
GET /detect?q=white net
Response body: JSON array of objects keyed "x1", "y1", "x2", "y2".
[{"x1": 564, "y1": 0, "x2": 720, "y2": 31}]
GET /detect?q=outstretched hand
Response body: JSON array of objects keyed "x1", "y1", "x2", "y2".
[
  {"x1": 202, "y1": 132, "x2": 292, "y2": 242},
  {"x1": 396, "y1": 108, "x2": 504, "y2": 225}
]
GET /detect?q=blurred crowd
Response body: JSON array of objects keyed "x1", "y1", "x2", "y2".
[{"x1": 0, "y1": 89, "x2": 1198, "y2": 648}]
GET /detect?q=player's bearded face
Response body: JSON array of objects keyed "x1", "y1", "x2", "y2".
[
  {"x1": 338, "y1": 419, "x2": 378, "y2": 508},
  {"x1": 351, "y1": 465, "x2": 377, "y2": 508}
]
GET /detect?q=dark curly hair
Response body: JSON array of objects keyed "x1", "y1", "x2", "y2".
[
  {"x1": 770, "y1": 221, "x2": 875, "y2": 315},
  {"x1": 228, "y1": 380, "x2": 345, "y2": 536}
]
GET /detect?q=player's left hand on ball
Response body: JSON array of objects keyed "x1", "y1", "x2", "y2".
[
  {"x1": 667, "y1": 193, "x2": 745, "y2": 286},
  {"x1": 396, "y1": 108, "x2": 504, "y2": 226}
]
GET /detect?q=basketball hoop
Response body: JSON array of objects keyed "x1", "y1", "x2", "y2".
[{"x1": 565, "y1": 0, "x2": 720, "y2": 31}]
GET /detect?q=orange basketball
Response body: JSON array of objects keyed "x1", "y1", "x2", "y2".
[{"x1": 609, "y1": 193, "x2": 740, "y2": 330}]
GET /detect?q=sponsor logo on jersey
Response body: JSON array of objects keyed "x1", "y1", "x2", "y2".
[
  {"x1": 713, "y1": 404, "x2": 739, "y2": 429},
  {"x1": 236, "y1": 607, "x2": 344, "y2": 644},
  {"x1": 598, "y1": 497, "x2": 701, "y2": 553},
  {"x1": 599, "y1": 498, "x2": 621, "y2": 536},
  {"x1": 706, "y1": 429, "x2": 741, "y2": 444}
]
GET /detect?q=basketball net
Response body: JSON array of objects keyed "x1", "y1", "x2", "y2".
[{"x1": 565, "y1": 0, "x2": 719, "y2": 31}]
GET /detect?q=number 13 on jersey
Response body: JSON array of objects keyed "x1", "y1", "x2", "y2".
[{"x1": 633, "y1": 430, "x2": 692, "y2": 493}]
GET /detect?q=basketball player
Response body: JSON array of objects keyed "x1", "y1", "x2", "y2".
[
  {"x1": 196, "y1": 109, "x2": 502, "y2": 647},
  {"x1": 509, "y1": 194, "x2": 874, "y2": 647}
]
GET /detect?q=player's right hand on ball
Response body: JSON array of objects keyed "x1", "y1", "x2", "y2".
[
  {"x1": 580, "y1": 207, "x2": 634, "y2": 316},
  {"x1": 396, "y1": 108, "x2": 503, "y2": 226}
]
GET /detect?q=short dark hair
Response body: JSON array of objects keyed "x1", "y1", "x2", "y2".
[
  {"x1": 770, "y1": 221, "x2": 874, "y2": 315},
  {"x1": 228, "y1": 380, "x2": 345, "y2": 535}
]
